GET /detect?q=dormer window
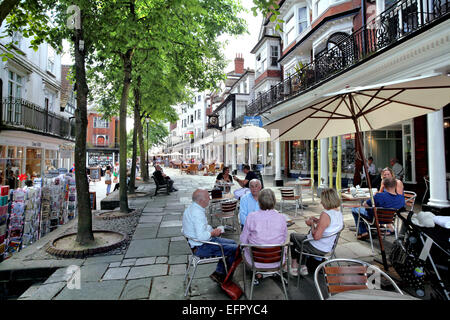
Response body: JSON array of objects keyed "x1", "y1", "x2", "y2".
[
  {"x1": 298, "y1": 7, "x2": 308, "y2": 34},
  {"x1": 270, "y1": 46, "x2": 279, "y2": 66},
  {"x1": 285, "y1": 14, "x2": 295, "y2": 45}
]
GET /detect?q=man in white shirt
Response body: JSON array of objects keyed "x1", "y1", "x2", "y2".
[
  {"x1": 182, "y1": 189, "x2": 238, "y2": 284},
  {"x1": 390, "y1": 158, "x2": 404, "y2": 181}
]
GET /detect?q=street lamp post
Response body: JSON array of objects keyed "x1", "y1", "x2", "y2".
[{"x1": 146, "y1": 117, "x2": 150, "y2": 178}]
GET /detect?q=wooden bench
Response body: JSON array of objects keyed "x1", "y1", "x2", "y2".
[{"x1": 151, "y1": 175, "x2": 169, "y2": 195}]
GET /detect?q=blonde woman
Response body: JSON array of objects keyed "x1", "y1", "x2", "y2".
[
  {"x1": 290, "y1": 188, "x2": 343, "y2": 276},
  {"x1": 379, "y1": 167, "x2": 404, "y2": 195}
]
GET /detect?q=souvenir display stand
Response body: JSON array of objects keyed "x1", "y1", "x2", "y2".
[
  {"x1": 0, "y1": 186, "x2": 10, "y2": 261},
  {"x1": 0, "y1": 172, "x2": 77, "y2": 261}
]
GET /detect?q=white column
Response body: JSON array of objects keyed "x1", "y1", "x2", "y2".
[
  {"x1": 427, "y1": 110, "x2": 450, "y2": 208},
  {"x1": 232, "y1": 142, "x2": 237, "y2": 172},
  {"x1": 275, "y1": 140, "x2": 282, "y2": 182},
  {"x1": 320, "y1": 138, "x2": 328, "y2": 186}
]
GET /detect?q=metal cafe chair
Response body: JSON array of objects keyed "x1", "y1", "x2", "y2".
[
  {"x1": 299, "y1": 177, "x2": 315, "y2": 203},
  {"x1": 212, "y1": 199, "x2": 238, "y2": 232},
  {"x1": 279, "y1": 188, "x2": 303, "y2": 217},
  {"x1": 314, "y1": 258, "x2": 403, "y2": 300},
  {"x1": 356, "y1": 207, "x2": 399, "y2": 253},
  {"x1": 292, "y1": 226, "x2": 343, "y2": 287},
  {"x1": 240, "y1": 243, "x2": 289, "y2": 300},
  {"x1": 183, "y1": 236, "x2": 228, "y2": 297}
]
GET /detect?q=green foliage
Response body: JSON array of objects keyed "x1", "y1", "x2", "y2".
[{"x1": 126, "y1": 119, "x2": 169, "y2": 158}]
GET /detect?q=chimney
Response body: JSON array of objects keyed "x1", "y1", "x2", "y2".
[{"x1": 234, "y1": 53, "x2": 244, "y2": 74}]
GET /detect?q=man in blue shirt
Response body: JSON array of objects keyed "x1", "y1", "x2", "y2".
[
  {"x1": 239, "y1": 179, "x2": 261, "y2": 229},
  {"x1": 351, "y1": 177, "x2": 405, "y2": 239},
  {"x1": 182, "y1": 189, "x2": 238, "y2": 284}
]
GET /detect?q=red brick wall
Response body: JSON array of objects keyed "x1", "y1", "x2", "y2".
[
  {"x1": 255, "y1": 69, "x2": 282, "y2": 86},
  {"x1": 311, "y1": 2, "x2": 356, "y2": 29},
  {"x1": 87, "y1": 113, "x2": 118, "y2": 147},
  {"x1": 282, "y1": 41, "x2": 298, "y2": 57}
]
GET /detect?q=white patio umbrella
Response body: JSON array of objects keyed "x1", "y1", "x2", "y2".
[
  {"x1": 265, "y1": 73, "x2": 450, "y2": 269},
  {"x1": 232, "y1": 124, "x2": 270, "y2": 166},
  {"x1": 212, "y1": 129, "x2": 235, "y2": 145},
  {"x1": 232, "y1": 124, "x2": 271, "y2": 144}
]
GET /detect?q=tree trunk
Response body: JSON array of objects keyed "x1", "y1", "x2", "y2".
[
  {"x1": 0, "y1": 0, "x2": 20, "y2": 27},
  {"x1": 137, "y1": 112, "x2": 148, "y2": 182},
  {"x1": 128, "y1": 82, "x2": 140, "y2": 194},
  {"x1": 74, "y1": 20, "x2": 94, "y2": 245},
  {"x1": 119, "y1": 49, "x2": 133, "y2": 213}
]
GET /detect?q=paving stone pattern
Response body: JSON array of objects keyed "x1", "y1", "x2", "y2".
[{"x1": 22, "y1": 168, "x2": 394, "y2": 300}]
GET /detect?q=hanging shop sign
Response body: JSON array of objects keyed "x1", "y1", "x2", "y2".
[{"x1": 243, "y1": 116, "x2": 263, "y2": 127}]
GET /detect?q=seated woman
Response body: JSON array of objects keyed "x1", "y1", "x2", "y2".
[
  {"x1": 379, "y1": 167, "x2": 404, "y2": 194},
  {"x1": 290, "y1": 188, "x2": 343, "y2": 277},
  {"x1": 216, "y1": 166, "x2": 233, "y2": 193},
  {"x1": 378, "y1": 167, "x2": 404, "y2": 233},
  {"x1": 240, "y1": 188, "x2": 287, "y2": 284}
]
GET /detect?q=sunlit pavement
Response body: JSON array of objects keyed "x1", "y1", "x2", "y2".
[{"x1": 15, "y1": 167, "x2": 395, "y2": 300}]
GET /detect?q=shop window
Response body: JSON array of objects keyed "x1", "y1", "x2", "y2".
[
  {"x1": 45, "y1": 149, "x2": 59, "y2": 173},
  {"x1": 26, "y1": 148, "x2": 42, "y2": 180},
  {"x1": 402, "y1": 122, "x2": 415, "y2": 183},
  {"x1": 0, "y1": 146, "x2": 24, "y2": 189},
  {"x1": 290, "y1": 140, "x2": 309, "y2": 171}
]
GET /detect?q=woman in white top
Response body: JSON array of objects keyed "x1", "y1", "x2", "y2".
[{"x1": 290, "y1": 188, "x2": 343, "y2": 276}]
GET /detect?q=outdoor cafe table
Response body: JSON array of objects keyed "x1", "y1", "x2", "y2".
[
  {"x1": 327, "y1": 289, "x2": 419, "y2": 300},
  {"x1": 214, "y1": 181, "x2": 234, "y2": 194},
  {"x1": 340, "y1": 189, "x2": 378, "y2": 211}
]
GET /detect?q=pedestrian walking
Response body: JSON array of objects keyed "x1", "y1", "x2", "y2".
[{"x1": 105, "y1": 166, "x2": 112, "y2": 195}]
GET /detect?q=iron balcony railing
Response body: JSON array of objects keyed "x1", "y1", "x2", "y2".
[
  {"x1": 246, "y1": 0, "x2": 449, "y2": 116},
  {"x1": 1, "y1": 97, "x2": 76, "y2": 141}
]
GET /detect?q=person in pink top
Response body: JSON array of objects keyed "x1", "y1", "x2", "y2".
[{"x1": 240, "y1": 188, "x2": 288, "y2": 284}]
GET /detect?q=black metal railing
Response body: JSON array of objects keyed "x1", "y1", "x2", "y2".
[
  {"x1": 1, "y1": 97, "x2": 75, "y2": 140},
  {"x1": 246, "y1": 0, "x2": 449, "y2": 116}
]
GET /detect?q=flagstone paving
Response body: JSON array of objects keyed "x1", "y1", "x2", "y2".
[{"x1": 20, "y1": 168, "x2": 398, "y2": 300}]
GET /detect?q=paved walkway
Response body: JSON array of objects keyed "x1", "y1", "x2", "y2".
[{"x1": 17, "y1": 168, "x2": 395, "y2": 300}]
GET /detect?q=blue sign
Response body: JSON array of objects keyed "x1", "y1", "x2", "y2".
[{"x1": 243, "y1": 116, "x2": 263, "y2": 127}]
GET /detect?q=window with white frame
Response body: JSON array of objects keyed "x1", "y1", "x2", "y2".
[
  {"x1": 7, "y1": 71, "x2": 23, "y2": 123},
  {"x1": 261, "y1": 47, "x2": 267, "y2": 73},
  {"x1": 316, "y1": 0, "x2": 328, "y2": 18},
  {"x1": 95, "y1": 135, "x2": 109, "y2": 146},
  {"x1": 197, "y1": 109, "x2": 201, "y2": 120},
  {"x1": 93, "y1": 117, "x2": 109, "y2": 128},
  {"x1": 47, "y1": 46, "x2": 55, "y2": 74},
  {"x1": 46, "y1": 92, "x2": 55, "y2": 113},
  {"x1": 285, "y1": 14, "x2": 296, "y2": 45},
  {"x1": 8, "y1": 71, "x2": 23, "y2": 99},
  {"x1": 298, "y1": 7, "x2": 308, "y2": 34},
  {"x1": 270, "y1": 45, "x2": 279, "y2": 66}
]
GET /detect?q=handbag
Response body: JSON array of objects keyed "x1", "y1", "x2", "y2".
[
  {"x1": 220, "y1": 249, "x2": 243, "y2": 300},
  {"x1": 105, "y1": 179, "x2": 112, "y2": 185},
  {"x1": 113, "y1": 176, "x2": 118, "y2": 183}
]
